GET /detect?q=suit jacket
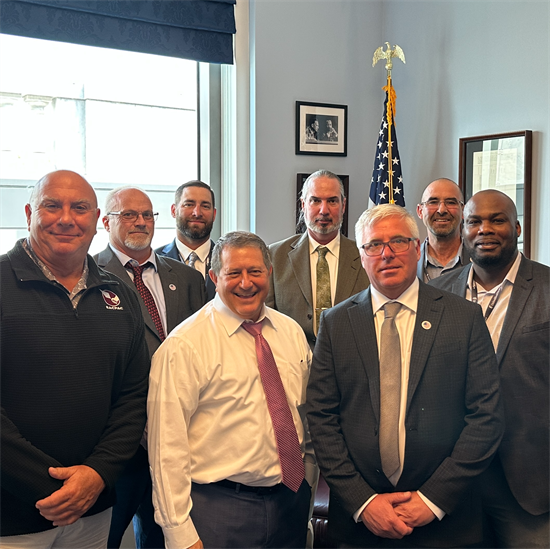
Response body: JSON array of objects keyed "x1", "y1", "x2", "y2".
[
  {"x1": 94, "y1": 247, "x2": 206, "y2": 357},
  {"x1": 416, "y1": 238, "x2": 471, "y2": 282},
  {"x1": 155, "y1": 239, "x2": 216, "y2": 302},
  {"x1": 429, "y1": 256, "x2": 550, "y2": 515},
  {"x1": 306, "y1": 282, "x2": 504, "y2": 547},
  {"x1": 266, "y1": 232, "x2": 369, "y2": 347}
]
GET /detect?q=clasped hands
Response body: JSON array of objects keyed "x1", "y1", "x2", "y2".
[{"x1": 361, "y1": 491, "x2": 436, "y2": 539}]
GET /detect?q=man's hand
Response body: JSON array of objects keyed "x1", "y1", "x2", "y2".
[
  {"x1": 35, "y1": 465, "x2": 105, "y2": 526},
  {"x1": 187, "y1": 540, "x2": 204, "y2": 549},
  {"x1": 361, "y1": 492, "x2": 414, "y2": 539},
  {"x1": 393, "y1": 491, "x2": 436, "y2": 528}
]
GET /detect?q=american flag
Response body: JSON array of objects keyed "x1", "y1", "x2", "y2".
[{"x1": 369, "y1": 90, "x2": 405, "y2": 207}]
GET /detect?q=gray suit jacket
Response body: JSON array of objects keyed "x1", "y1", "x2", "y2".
[
  {"x1": 266, "y1": 232, "x2": 369, "y2": 347},
  {"x1": 94, "y1": 247, "x2": 206, "y2": 357},
  {"x1": 306, "y1": 282, "x2": 504, "y2": 547},
  {"x1": 429, "y1": 256, "x2": 550, "y2": 515}
]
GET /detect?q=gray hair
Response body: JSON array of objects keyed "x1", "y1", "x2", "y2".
[
  {"x1": 300, "y1": 170, "x2": 345, "y2": 202},
  {"x1": 355, "y1": 204, "x2": 419, "y2": 247},
  {"x1": 211, "y1": 231, "x2": 272, "y2": 275}
]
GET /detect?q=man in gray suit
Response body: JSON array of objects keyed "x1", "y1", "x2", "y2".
[
  {"x1": 307, "y1": 204, "x2": 503, "y2": 548},
  {"x1": 429, "y1": 189, "x2": 549, "y2": 548},
  {"x1": 416, "y1": 178, "x2": 470, "y2": 282},
  {"x1": 267, "y1": 170, "x2": 369, "y2": 348},
  {"x1": 94, "y1": 187, "x2": 205, "y2": 549}
]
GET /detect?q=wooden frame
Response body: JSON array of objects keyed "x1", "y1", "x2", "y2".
[
  {"x1": 296, "y1": 101, "x2": 348, "y2": 156},
  {"x1": 296, "y1": 173, "x2": 349, "y2": 237},
  {"x1": 459, "y1": 130, "x2": 532, "y2": 257}
]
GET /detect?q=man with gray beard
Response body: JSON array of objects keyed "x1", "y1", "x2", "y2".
[
  {"x1": 94, "y1": 186, "x2": 205, "y2": 549},
  {"x1": 156, "y1": 180, "x2": 217, "y2": 301}
]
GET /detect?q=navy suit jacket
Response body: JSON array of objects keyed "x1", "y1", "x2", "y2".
[
  {"x1": 429, "y1": 256, "x2": 550, "y2": 515},
  {"x1": 155, "y1": 239, "x2": 216, "y2": 302},
  {"x1": 266, "y1": 232, "x2": 369, "y2": 347},
  {"x1": 94, "y1": 247, "x2": 205, "y2": 357},
  {"x1": 306, "y1": 281, "x2": 504, "y2": 547}
]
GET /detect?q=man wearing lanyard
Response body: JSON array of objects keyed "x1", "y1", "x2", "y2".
[
  {"x1": 430, "y1": 189, "x2": 549, "y2": 548},
  {"x1": 416, "y1": 178, "x2": 470, "y2": 282}
]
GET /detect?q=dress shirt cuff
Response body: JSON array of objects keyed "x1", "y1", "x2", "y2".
[
  {"x1": 163, "y1": 518, "x2": 200, "y2": 549},
  {"x1": 353, "y1": 494, "x2": 377, "y2": 523},
  {"x1": 417, "y1": 491, "x2": 445, "y2": 521}
]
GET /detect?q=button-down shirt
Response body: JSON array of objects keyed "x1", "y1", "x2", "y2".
[
  {"x1": 147, "y1": 294, "x2": 313, "y2": 548},
  {"x1": 422, "y1": 238, "x2": 467, "y2": 282},
  {"x1": 175, "y1": 238, "x2": 212, "y2": 279}
]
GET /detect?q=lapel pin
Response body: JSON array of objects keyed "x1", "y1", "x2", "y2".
[
  {"x1": 421, "y1": 321, "x2": 431, "y2": 330},
  {"x1": 169, "y1": 284, "x2": 176, "y2": 291}
]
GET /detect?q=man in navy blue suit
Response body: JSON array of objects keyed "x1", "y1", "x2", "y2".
[{"x1": 156, "y1": 180, "x2": 217, "y2": 301}]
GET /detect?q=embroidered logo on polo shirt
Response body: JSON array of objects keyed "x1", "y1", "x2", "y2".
[{"x1": 101, "y1": 290, "x2": 123, "y2": 310}]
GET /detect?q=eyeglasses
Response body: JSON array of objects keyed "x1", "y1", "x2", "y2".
[
  {"x1": 419, "y1": 198, "x2": 463, "y2": 209},
  {"x1": 360, "y1": 237, "x2": 417, "y2": 256},
  {"x1": 107, "y1": 210, "x2": 158, "y2": 222}
]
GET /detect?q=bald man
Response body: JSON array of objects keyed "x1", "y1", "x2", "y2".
[{"x1": 416, "y1": 178, "x2": 470, "y2": 282}]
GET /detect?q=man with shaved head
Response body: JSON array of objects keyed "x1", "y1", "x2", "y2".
[
  {"x1": 430, "y1": 189, "x2": 549, "y2": 548},
  {"x1": 416, "y1": 178, "x2": 470, "y2": 282},
  {"x1": 94, "y1": 186, "x2": 205, "y2": 548},
  {"x1": 1, "y1": 171, "x2": 149, "y2": 547}
]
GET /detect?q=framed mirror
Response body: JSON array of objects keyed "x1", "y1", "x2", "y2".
[{"x1": 459, "y1": 130, "x2": 532, "y2": 257}]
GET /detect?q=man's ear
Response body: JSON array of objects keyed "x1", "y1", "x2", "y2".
[
  {"x1": 102, "y1": 215, "x2": 111, "y2": 232},
  {"x1": 209, "y1": 269, "x2": 217, "y2": 287}
]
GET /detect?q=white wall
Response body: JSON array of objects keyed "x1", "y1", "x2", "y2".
[{"x1": 251, "y1": 0, "x2": 549, "y2": 265}]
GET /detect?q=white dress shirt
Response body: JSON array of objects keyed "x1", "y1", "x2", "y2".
[
  {"x1": 147, "y1": 294, "x2": 313, "y2": 549},
  {"x1": 308, "y1": 232, "x2": 340, "y2": 333},
  {"x1": 109, "y1": 244, "x2": 167, "y2": 334},
  {"x1": 354, "y1": 279, "x2": 444, "y2": 522},
  {"x1": 175, "y1": 238, "x2": 212, "y2": 279},
  {"x1": 466, "y1": 252, "x2": 521, "y2": 351}
]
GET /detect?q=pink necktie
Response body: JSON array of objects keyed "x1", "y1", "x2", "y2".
[
  {"x1": 242, "y1": 320, "x2": 305, "y2": 492},
  {"x1": 126, "y1": 261, "x2": 166, "y2": 341}
]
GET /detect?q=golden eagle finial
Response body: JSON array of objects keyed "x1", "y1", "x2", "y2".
[{"x1": 372, "y1": 42, "x2": 406, "y2": 76}]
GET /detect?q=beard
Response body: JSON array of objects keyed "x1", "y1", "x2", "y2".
[
  {"x1": 124, "y1": 231, "x2": 152, "y2": 251},
  {"x1": 427, "y1": 216, "x2": 460, "y2": 238},
  {"x1": 466, "y1": 236, "x2": 518, "y2": 270},
  {"x1": 176, "y1": 215, "x2": 214, "y2": 241},
  {"x1": 305, "y1": 215, "x2": 343, "y2": 236}
]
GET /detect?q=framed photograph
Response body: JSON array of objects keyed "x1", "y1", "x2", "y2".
[
  {"x1": 296, "y1": 173, "x2": 349, "y2": 236},
  {"x1": 296, "y1": 101, "x2": 348, "y2": 156},
  {"x1": 459, "y1": 130, "x2": 532, "y2": 257}
]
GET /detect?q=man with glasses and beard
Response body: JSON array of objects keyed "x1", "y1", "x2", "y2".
[
  {"x1": 95, "y1": 186, "x2": 205, "y2": 549},
  {"x1": 416, "y1": 178, "x2": 470, "y2": 282},
  {"x1": 430, "y1": 189, "x2": 549, "y2": 548},
  {"x1": 156, "y1": 180, "x2": 217, "y2": 301}
]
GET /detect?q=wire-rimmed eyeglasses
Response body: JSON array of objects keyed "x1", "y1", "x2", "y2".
[
  {"x1": 107, "y1": 210, "x2": 158, "y2": 223},
  {"x1": 418, "y1": 198, "x2": 464, "y2": 209},
  {"x1": 360, "y1": 237, "x2": 418, "y2": 256}
]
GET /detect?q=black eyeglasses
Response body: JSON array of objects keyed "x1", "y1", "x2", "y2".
[
  {"x1": 107, "y1": 210, "x2": 158, "y2": 222},
  {"x1": 419, "y1": 198, "x2": 463, "y2": 209},
  {"x1": 360, "y1": 237, "x2": 417, "y2": 256}
]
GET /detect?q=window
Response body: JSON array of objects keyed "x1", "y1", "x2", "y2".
[{"x1": 0, "y1": 34, "x2": 199, "y2": 254}]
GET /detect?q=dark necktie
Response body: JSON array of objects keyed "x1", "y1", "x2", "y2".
[
  {"x1": 315, "y1": 246, "x2": 331, "y2": 334},
  {"x1": 187, "y1": 252, "x2": 199, "y2": 269},
  {"x1": 379, "y1": 301, "x2": 402, "y2": 481},
  {"x1": 242, "y1": 320, "x2": 305, "y2": 492},
  {"x1": 126, "y1": 261, "x2": 165, "y2": 341}
]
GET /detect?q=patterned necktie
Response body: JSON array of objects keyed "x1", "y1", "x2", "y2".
[
  {"x1": 315, "y1": 246, "x2": 332, "y2": 334},
  {"x1": 187, "y1": 251, "x2": 199, "y2": 269},
  {"x1": 242, "y1": 320, "x2": 305, "y2": 492},
  {"x1": 379, "y1": 301, "x2": 402, "y2": 481},
  {"x1": 126, "y1": 261, "x2": 165, "y2": 341}
]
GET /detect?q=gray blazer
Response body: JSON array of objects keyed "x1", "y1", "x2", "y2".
[
  {"x1": 94, "y1": 247, "x2": 206, "y2": 357},
  {"x1": 266, "y1": 232, "x2": 369, "y2": 347},
  {"x1": 306, "y1": 282, "x2": 504, "y2": 547},
  {"x1": 429, "y1": 256, "x2": 550, "y2": 515}
]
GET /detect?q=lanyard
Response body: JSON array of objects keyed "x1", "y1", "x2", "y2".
[{"x1": 471, "y1": 279, "x2": 504, "y2": 321}]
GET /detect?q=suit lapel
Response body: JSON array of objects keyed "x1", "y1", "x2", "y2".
[
  {"x1": 156, "y1": 255, "x2": 178, "y2": 334},
  {"x1": 452, "y1": 263, "x2": 471, "y2": 296},
  {"x1": 406, "y1": 283, "x2": 445, "y2": 414},
  {"x1": 495, "y1": 257, "x2": 533, "y2": 364},
  {"x1": 289, "y1": 233, "x2": 313, "y2": 306},
  {"x1": 348, "y1": 289, "x2": 381, "y2": 423},
  {"x1": 334, "y1": 236, "x2": 361, "y2": 303}
]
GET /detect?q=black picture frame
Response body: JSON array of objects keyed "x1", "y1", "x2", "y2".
[
  {"x1": 296, "y1": 101, "x2": 348, "y2": 156},
  {"x1": 459, "y1": 130, "x2": 532, "y2": 257},
  {"x1": 296, "y1": 173, "x2": 349, "y2": 236}
]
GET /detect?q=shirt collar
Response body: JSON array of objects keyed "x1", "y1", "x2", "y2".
[
  {"x1": 370, "y1": 277, "x2": 419, "y2": 315},
  {"x1": 308, "y1": 231, "x2": 341, "y2": 258},
  {"x1": 467, "y1": 251, "x2": 522, "y2": 292},
  {"x1": 423, "y1": 237, "x2": 465, "y2": 269},
  {"x1": 109, "y1": 244, "x2": 158, "y2": 271},
  {"x1": 175, "y1": 238, "x2": 212, "y2": 263},
  {"x1": 213, "y1": 293, "x2": 276, "y2": 337}
]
